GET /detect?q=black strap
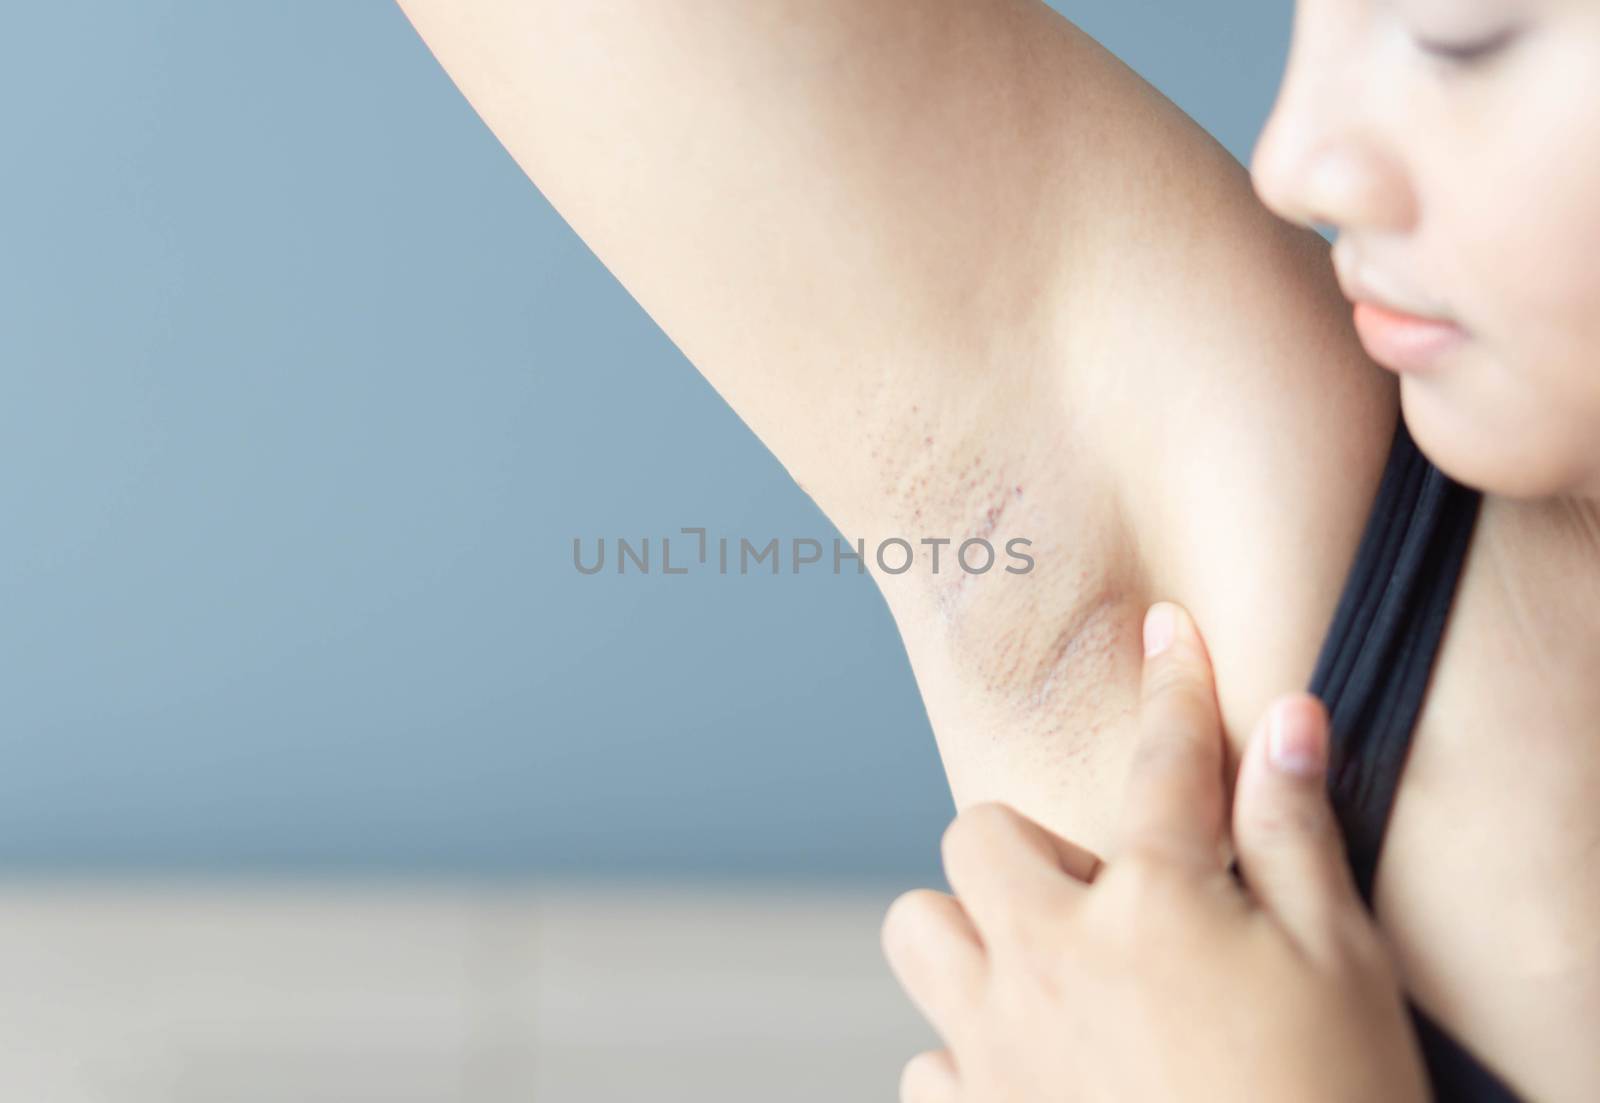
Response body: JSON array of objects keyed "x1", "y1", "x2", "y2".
[
  {"x1": 1410, "y1": 1003, "x2": 1522, "y2": 1103},
  {"x1": 1307, "y1": 413, "x2": 1480, "y2": 908},
  {"x1": 1307, "y1": 414, "x2": 1519, "y2": 1102}
]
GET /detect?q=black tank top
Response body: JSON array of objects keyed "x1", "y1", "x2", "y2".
[{"x1": 1306, "y1": 412, "x2": 1519, "y2": 1101}]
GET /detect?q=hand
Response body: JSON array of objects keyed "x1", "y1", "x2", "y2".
[{"x1": 882, "y1": 602, "x2": 1430, "y2": 1102}]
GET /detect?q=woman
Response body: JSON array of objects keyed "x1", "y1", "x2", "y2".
[{"x1": 392, "y1": 1, "x2": 1600, "y2": 1097}]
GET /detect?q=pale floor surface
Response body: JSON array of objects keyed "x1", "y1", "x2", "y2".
[{"x1": 0, "y1": 881, "x2": 937, "y2": 1102}]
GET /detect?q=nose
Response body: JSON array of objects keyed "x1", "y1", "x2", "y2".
[{"x1": 1250, "y1": 54, "x2": 1416, "y2": 235}]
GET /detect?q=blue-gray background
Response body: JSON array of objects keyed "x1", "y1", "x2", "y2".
[{"x1": 0, "y1": 2, "x2": 1289, "y2": 876}]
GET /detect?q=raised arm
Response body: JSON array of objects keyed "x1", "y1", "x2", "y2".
[
  {"x1": 395, "y1": 1, "x2": 1253, "y2": 523},
  {"x1": 394, "y1": 0, "x2": 1398, "y2": 844}
]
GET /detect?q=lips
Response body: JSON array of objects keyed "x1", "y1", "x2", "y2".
[
  {"x1": 1333, "y1": 246, "x2": 1465, "y2": 372},
  {"x1": 1351, "y1": 299, "x2": 1467, "y2": 373}
]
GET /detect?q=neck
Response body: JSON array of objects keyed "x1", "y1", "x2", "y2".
[
  {"x1": 1477, "y1": 491, "x2": 1600, "y2": 660},
  {"x1": 1561, "y1": 493, "x2": 1600, "y2": 556}
]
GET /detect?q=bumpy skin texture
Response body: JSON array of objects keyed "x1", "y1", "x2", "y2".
[
  {"x1": 882, "y1": 604, "x2": 1429, "y2": 1103},
  {"x1": 391, "y1": 0, "x2": 1396, "y2": 903},
  {"x1": 393, "y1": 2, "x2": 1600, "y2": 1095}
]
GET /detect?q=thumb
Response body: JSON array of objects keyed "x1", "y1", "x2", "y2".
[{"x1": 1232, "y1": 693, "x2": 1365, "y2": 957}]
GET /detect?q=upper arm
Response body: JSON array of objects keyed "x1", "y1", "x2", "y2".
[
  {"x1": 396, "y1": 0, "x2": 1400, "y2": 786},
  {"x1": 391, "y1": 0, "x2": 1178, "y2": 530}
]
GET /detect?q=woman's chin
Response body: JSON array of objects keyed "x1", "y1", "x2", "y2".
[{"x1": 1399, "y1": 381, "x2": 1589, "y2": 502}]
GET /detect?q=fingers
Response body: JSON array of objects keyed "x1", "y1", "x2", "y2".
[
  {"x1": 882, "y1": 888, "x2": 986, "y2": 1041},
  {"x1": 1116, "y1": 602, "x2": 1228, "y2": 867},
  {"x1": 1231, "y1": 693, "x2": 1367, "y2": 959},
  {"x1": 941, "y1": 803, "x2": 1101, "y2": 946},
  {"x1": 947, "y1": 801, "x2": 1103, "y2": 884},
  {"x1": 887, "y1": 807, "x2": 1101, "y2": 1053},
  {"x1": 900, "y1": 1049, "x2": 958, "y2": 1103}
]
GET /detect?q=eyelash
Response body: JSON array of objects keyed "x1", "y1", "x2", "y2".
[{"x1": 1412, "y1": 26, "x2": 1523, "y2": 67}]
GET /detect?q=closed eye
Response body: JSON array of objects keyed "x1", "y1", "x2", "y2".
[{"x1": 1413, "y1": 25, "x2": 1523, "y2": 65}]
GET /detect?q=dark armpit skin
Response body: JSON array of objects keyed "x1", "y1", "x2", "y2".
[
  {"x1": 393, "y1": 1, "x2": 1600, "y2": 1097},
  {"x1": 852, "y1": 373, "x2": 1144, "y2": 757}
]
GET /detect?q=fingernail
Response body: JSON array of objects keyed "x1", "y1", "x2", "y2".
[
  {"x1": 1268, "y1": 697, "x2": 1327, "y2": 779},
  {"x1": 1143, "y1": 603, "x2": 1176, "y2": 657}
]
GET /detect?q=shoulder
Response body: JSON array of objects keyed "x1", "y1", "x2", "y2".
[{"x1": 866, "y1": 163, "x2": 1400, "y2": 838}]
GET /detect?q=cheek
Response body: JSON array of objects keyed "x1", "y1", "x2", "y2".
[
  {"x1": 1435, "y1": 207, "x2": 1600, "y2": 496},
  {"x1": 1416, "y1": 54, "x2": 1600, "y2": 494},
  {"x1": 1467, "y1": 139, "x2": 1600, "y2": 410},
  {"x1": 1490, "y1": 132, "x2": 1600, "y2": 339},
  {"x1": 1452, "y1": 39, "x2": 1600, "y2": 332}
]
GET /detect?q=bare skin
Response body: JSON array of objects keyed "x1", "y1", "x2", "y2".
[
  {"x1": 391, "y1": 1, "x2": 1600, "y2": 1097},
  {"x1": 884, "y1": 603, "x2": 1433, "y2": 1102}
]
